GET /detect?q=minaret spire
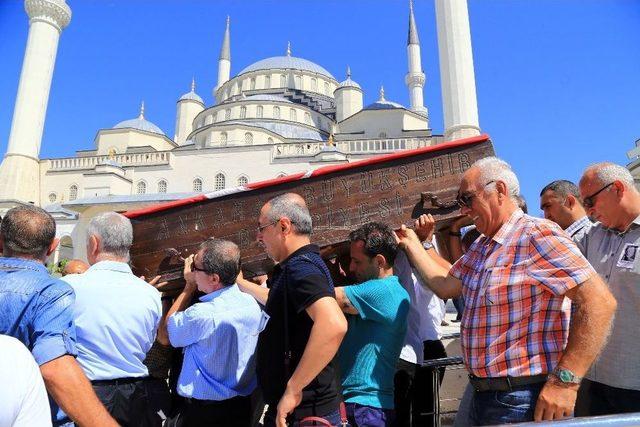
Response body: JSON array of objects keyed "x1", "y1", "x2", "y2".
[
  {"x1": 286, "y1": 41, "x2": 291, "y2": 56},
  {"x1": 139, "y1": 101, "x2": 145, "y2": 119},
  {"x1": 191, "y1": 76, "x2": 196, "y2": 92},
  {"x1": 379, "y1": 86, "x2": 385, "y2": 101},
  {"x1": 405, "y1": 0, "x2": 428, "y2": 117},
  {"x1": 346, "y1": 65, "x2": 351, "y2": 78},
  {"x1": 216, "y1": 16, "x2": 232, "y2": 90}
]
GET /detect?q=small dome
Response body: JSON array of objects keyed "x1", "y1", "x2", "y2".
[
  {"x1": 239, "y1": 56, "x2": 335, "y2": 80},
  {"x1": 113, "y1": 102, "x2": 165, "y2": 135},
  {"x1": 337, "y1": 67, "x2": 361, "y2": 90},
  {"x1": 178, "y1": 78, "x2": 204, "y2": 104},
  {"x1": 364, "y1": 86, "x2": 404, "y2": 110}
]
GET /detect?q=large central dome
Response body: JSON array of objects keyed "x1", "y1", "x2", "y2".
[{"x1": 239, "y1": 56, "x2": 335, "y2": 80}]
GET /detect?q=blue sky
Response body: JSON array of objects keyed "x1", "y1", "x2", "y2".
[{"x1": 1, "y1": 0, "x2": 639, "y2": 215}]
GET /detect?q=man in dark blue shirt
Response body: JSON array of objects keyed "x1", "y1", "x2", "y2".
[{"x1": 0, "y1": 205, "x2": 116, "y2": 427}]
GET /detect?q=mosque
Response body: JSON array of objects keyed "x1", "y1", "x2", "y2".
[{"x1": 0, "y1": 0, "x2": 482, "y2": 262}]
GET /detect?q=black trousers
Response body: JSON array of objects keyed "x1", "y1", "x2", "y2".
[
  {"x1": 171, "y1": 395, "x2": 252, "y2": 427},
  {"x1": 392, "y1": 340, "x2": 447, "y2": 427},
  {"x1": 92, "y1": 377, "x2": 163, "y2": 427}
]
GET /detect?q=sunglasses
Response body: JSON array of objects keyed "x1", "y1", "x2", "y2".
[
  {"x1": 583, "y1": 182, "x2": 613, "y2": 209},
  {"x1": 190, "y1": 255, "x2": 208, "y2": 273},
  {"x1": 456, "y1": 181, "x2": 495, "y2": 208}
]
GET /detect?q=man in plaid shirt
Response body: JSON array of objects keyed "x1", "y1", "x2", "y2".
[{"x1": 396, "y1": 157, "x2": 616, "y2": 425}]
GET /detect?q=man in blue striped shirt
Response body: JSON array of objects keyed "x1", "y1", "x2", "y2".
[{"x1": 164, "y1": 238, "x2": 266, "y2": 427}]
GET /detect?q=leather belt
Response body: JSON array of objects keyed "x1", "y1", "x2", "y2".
[
  {"x1": 469, "y1": 374, "x2": 548, "y2": 392},
  {"x1": 91, "y1": 376, "x2": 147, "y2": 386}
]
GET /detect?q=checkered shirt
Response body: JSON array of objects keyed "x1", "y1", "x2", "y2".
[{"x1": 450, "y1": 209, "x2": 595, "y2": 378}]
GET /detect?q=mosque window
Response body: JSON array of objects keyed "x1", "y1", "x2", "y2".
[
  {"x1": 225, "y1": 109, "x2": 231, "y2": 120},
  {"x1": 311, "y1": 78, "x2": 317, "y2": 91},
  {"x1": 240, "y1": 106, "x2": 247, "y2": 119},
  {"x1": 205, "y1": 115, "x2": 213, "y2": 125},
  {"x1": 157, "y1": 180, "x2": 167, "y2": 193},
  {"x1": 245, "y1": 132, "x2": 253, "y2": 145},
  {"x1": 280, "y1": 74, "x2": 287, "y2": 87},
  {"x1": 193, "y1": 178, "x2": 203, "y2": 192},
  {"x1": 324, "y1": 82, "x2": 330, "y2": 95},
  {"x1": 214, "y1": 173, "x2": 226, "y2": 191},
  {"x1": 290, "y1": 109, "x2": 297, "y2": 121},
  {"x1": 48, "y1": 192, "x2": 57, "y2": 203},
  {"x1": 257, "y1": 105, "x2": 263, "y2": 118},
  {"x1": 237, "y1": 175, "x2": 249, "y2": 186},
  {"x1": 220, "y1": 132, "x2": 228, "y2": 146},
  {"x1": 273, "y1": 106, "x2": 281, "y2": 119},
  {"x1": 136, "y1": 181, "x2": 146, "y2": 194},
  {"x1": 268, "y1": 137, "x2": 274, "y2": 144},
  {"x1": 304, "y1": 112, "x2": 311, "y2": 124},
  {"x1": 264, "y1": 75, "x2": 271, "y2": 88},
  {"x1": 250, "y1": 78, "x2": 256, "y2": 90},
  {"x1": 295, "y1": 75, "x2": 301, "y2": 89},
  {"x1": 69, "y1": 185, "x2": 78, "y2": 201}
]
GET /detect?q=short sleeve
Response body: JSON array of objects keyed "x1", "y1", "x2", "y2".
[
  {"x1": 343, "y1": 280, "x2": 398, "y2": 325},
  {"x1": 287, "y1": 260, "x2": 334, "y2": 314},
  {"x1": 527, "y1": 223, "x2": 596, "y2": 295},
  {"x1": 167, "y1": 305, "x2": 214, "y2": 347},
  {"x1": 31, "y1": 283, "x2": 78, "y2": 365}
]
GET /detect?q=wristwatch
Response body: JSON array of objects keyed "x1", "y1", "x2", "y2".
[
  {"x1": 551, "y1": 367, "x2": 582, "y2": 385},
  {"x1": 422, "y1": 240, "x2": 434, "y2": 250}
]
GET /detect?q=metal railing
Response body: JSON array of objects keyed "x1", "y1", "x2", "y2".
[
  {"x1": 272, "y1": 137, "x2": 433, "y2": 158},
  {"x1": 48, "y1": 152, "x2": 171, "y2": 170}
]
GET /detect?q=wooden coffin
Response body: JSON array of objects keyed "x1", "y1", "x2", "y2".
[{"x1": 124, "y1": 134, "x2": 495, "y2": 290}]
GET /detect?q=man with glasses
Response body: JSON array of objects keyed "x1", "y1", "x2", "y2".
[
  {"x1": 162, "y1": 239, "x2": 265, "y2": 426},
  {"x1": 539, "y1": 180, "x2": 591, "y2": 241},
  {"x1": 237, "y1": 192, "x2": 347, "y2": 427},
  {"x1": 574, "y1": 162, "x2": 640, "y2": 416},
  {"x1": 395, "y1": 157, "x2": 616, "y2": 425}
]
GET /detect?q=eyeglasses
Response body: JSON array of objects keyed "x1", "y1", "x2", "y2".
[
  {"x1": 456, "y1": 181, "x2": 495, "y2": 208},
  {"x1": 256, "y1": 219, "x2": 279, "y2": 234},
  {"x1": 190, "y1": 255, "x2": 208, "y2": 273},
  {"x1": 583, "y1": 182, "x2": 614, "y2": 209}
]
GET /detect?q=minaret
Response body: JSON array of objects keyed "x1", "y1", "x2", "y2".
[
  {"x1": 175, "y1": 78, "x2": 205, "y2": 145},
  {"x1": 0, "y1": 0, "x2": 71, "y2": 204},
  {"x1": 405, "y1": 0, "x2": 428, "y2": 117},
  {"x1": 216, "y1": 16, "x2": 231, "y2": 90},
  {"x1": 435, "y1": 0, "x2": 481, "y2": 141}
]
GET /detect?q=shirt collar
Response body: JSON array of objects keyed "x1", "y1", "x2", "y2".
[
  {"x1": 199, "y1": 283, "x2": 237, "y2": 302},
  {"x1": 491, "y1": 209, "x2": 524, "y2": 246},
  {"x1": 0, "y1": 256, "x2": 48, "y2": 273},
  {"x1": 88, "y1": 260, "x2": 133, "y2": 274},
  {"x1": 565, "y1": 216, "x2": 591, "y2": 235}
]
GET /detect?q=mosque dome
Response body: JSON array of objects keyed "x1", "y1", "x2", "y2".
[
  {"x1": 336, "y1": 66, "x2": 361, "y2": 90},
  {"x1": 113, "y1": 102, "x2": 165, "y2": 135},
  {"x1": 364, "y1": 86, "x2": 404, "y2": 110},
  {"x1": 239, "y1": 47, "x2": 335, "y2": 80},
  {"x1": 178, "y1": 78, "x2": 204, "y2": 104}
]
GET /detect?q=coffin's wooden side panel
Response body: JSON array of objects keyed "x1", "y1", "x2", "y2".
[{"x1": 128, "y1": 139, "x2": 494, "y2": 290}]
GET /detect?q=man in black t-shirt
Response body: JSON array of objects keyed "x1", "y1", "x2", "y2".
[{"x1": 237, "y1": 193, "x2": 348, "y2": 427}]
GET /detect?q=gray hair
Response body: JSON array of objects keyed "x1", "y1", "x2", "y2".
[
  {"x1": 0, "y1": 205, "x2": 56, "y2": 258},
  {"x1": 540, "y1": 180, "x2": 581, "y2": 200},
  {"x1": 583, "y1": 162, "x2": 635, "y2": 188},
  {"x1": 199, "y1": 239, "x2": 241, "y2": 286},
  {"x1": 472, "y1": 156, "x2": 520, "y2": 197},
  {"x1": 264, "y1": 193, "x2": 312, "y2": 235},
  {"x1": 86, "y1": 211, "x2": 133, "y2": 260}
]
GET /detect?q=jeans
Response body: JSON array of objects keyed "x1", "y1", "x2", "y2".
[
  {"x1": 470, "y1": 382, "x2": 543, "y2": 426},
  {"x1": 263, "y1": 407, "x2": 343, "y2": 427},
  {"x1": 346, "y1": 403, "x2": 394, "y2": 427}
]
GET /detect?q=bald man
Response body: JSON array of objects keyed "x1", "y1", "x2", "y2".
[{"x1": 62, "y1": 259, "x2": 89, "y2": 276}]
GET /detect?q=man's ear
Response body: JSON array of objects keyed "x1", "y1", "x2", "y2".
[
  {"x1": 211, "y1": 273, "x2": 222, "y2": 287},
  {"x1": 374, "y1": 253, "x2": 387, "y2": 269},
  {"x1": 88, "y1": 235, "x2": 100, "y2": 257},
  {"x1": 46, "y1": 238, "x2": 60, "y2": 257},
  {"x1": 613, "y1": 180, "x2": 625, "y2": 199},
  {"x1": 565, "y1": 194, "x2": 576, "y2": 209},
  {"x1": 495, "y1": 180, "x2": 508, "y2": 197},
  {"x1": 280, "y1": 217, "x2": 293, "y2": 235}
]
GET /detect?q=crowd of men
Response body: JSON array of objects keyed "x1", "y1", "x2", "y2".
[{"x1": 0, "y1": 156, "x2": 638, "y2": 427}]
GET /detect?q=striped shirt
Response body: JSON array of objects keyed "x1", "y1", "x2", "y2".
[{"x1": 450, "y1": 209, "x2": 595, "y2": 378}]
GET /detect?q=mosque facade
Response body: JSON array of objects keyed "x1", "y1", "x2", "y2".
[{"x1": 0, "y1": 0, "x2": 481, "y2": 262}]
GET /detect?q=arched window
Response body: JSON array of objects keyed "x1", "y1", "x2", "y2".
[
  {"x1": 295, "y1": 75, "x2": 301, "y2": 89},
  {"x1": 136, "y1": 181, "x2": 146, "y2": 194},
  {"x1": 268, "y1": 137, "x2": 274, "y2": 144},
  {"x1": 225, "y1": 108, "x2": 231, "y2": 120},
  {"x1": 69, "y1": 185, "x2": 78, "y2": 201},
  {"x1": 290, "y1": 108, "x2": 297, "y2": 121},
  {"x1": 193, "y1": 178, "x2": 203, "y2": 192},
  {"x1": 280, "y1": 74, "x2": 287, "y2": 87},
  {"x1": 324, "y1": 82, "x2": 330, "y2": 95},
  {"x1": 240, "y1": 106, "x2": 247, "y2": 119},
  {"x1": 245, "y1": 132, "x2": 253, "y2": 145},
  {"x1": 214, "y1": 173, "x2": 226, "y2": 191},
  {"x1": 257, "y1": 105, "x2": 263, "y2": 118},
  {"x1": 237, "y1": 175, "x2": 249, "y2": 186},
  {"x1": 273, "y1": 106, "x2": 280, "y2": 119},
  {"x1": 264, "y1": 75, "x2": 271, "y2": 88},
  {"x1": 205, "y1": 115, "x2": 213, "y2": 125},
  {"x1": 157, "y1": 180, "x2": 167, "y2": 193},
  {"x1": 220, "y1": 132, "x2": 228, "y2": 146},
  {"x1": 311, "y1": 78, "x2": 317, "y2": 91},
  {"x1": 48, "y1": 192, "x2": 57, "y2": 203},
  {"x1": 304, "y1": 112, "x2": 311, "y2": 124},
  {"x1": 250, "y1": 78, "x2": 256, "y2": 90}
]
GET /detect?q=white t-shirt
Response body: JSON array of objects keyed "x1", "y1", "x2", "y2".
[
  {"x1": 394, "y1": 251, "x2": 445, "y2": 365},
  {"x1": 0, "y1": 335, "x2": 52, "y2": 427}
]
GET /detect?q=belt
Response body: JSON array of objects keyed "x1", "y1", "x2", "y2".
[
  {"x1": 469, "y1": 374, "x2": 548, "y2": 392},
  {"x1": 91, "y1": 376, "x2": 147, "y2": 386}
]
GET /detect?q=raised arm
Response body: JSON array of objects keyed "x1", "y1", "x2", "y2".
[{"x1": 236, "y1": 271, "x2": 270, "y2": 305}]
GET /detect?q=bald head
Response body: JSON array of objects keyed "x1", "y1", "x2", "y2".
[
  {"x1": 62, "y1": 259, "x2": 89, "y2": 276},
  {"x1": 264, "y1": 192, "x2": 312, "y2": 235},
  {"x1": 580, "y1": 162, "x2": 635, "y2": 189}
]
